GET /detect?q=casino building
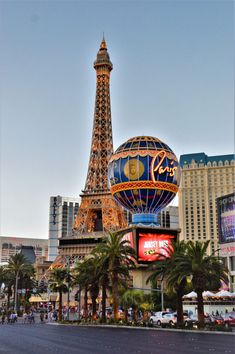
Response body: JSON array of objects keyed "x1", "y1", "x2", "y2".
[
  {"x1": 178, "y1": 153, "x2": 235, "y2": 255},
  {"x1": 48, "y1": 196, "x2": 79, "y2": 261},
  {"x1": 0, "y1": 236, "x2": 48, "y2": 264},
  {"x1": 217, "y1": 193, "x2": 235, "y2": 291}
]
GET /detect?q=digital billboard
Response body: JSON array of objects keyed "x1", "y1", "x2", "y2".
[
  {"x1": 217, "y1": 193, "x2": 235, "y2": 244},
  {"x1": 136, "y1": 229, "x2": 177, "y2": 263},
  {"x1": 122, "y1": 231, "x2": 134, "y2": 249}
]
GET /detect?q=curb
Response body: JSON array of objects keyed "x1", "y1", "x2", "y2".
[{"x1": 46, "y1": 322, "x2": 235, "y2": 335}]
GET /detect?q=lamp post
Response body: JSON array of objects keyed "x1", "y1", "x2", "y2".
[
  {"x1": 161, "y1": 280, "x2": 164, "y2": 311},
  {"x1": 14, "y1": 272, "x2": 20, "y2": 312},
  {"x1": 66, "y1": 257, "x2": 70, "y2": 321}
]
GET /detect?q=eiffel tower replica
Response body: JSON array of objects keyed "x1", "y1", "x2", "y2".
[{"x1": 58, "y1": 38, "x2": 127, "y2": 262}]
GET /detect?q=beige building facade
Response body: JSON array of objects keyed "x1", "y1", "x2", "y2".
[
  {"x1": 0, "y1": 235, "x2": 48, "y2": 264},
  {"x1": 178, "y1": 153, "x2": 235, "y2": 255}
]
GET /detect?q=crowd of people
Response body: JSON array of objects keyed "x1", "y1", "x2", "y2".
[{"x1": 0, "y1": 308, "x2": 59, "y2": 325}]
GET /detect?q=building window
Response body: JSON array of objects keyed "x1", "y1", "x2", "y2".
[{"x1": 230, "y1": 256, "x2": 235, "y2": 271}]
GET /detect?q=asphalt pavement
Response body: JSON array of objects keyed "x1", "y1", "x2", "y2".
[{"x1": 0, "y1": 322, "x2": 234, "y2": 354}]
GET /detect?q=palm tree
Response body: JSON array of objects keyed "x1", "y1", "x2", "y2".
[
  {"x1": 0, "y1": 265, "x2": 7, "y2": 289},
  {"x1": 49, "y1": 268, "x2": 68, "y2": 321},
  {"x1": 91, "y1": 249, "x2": 110, "y2": 323},
  {"x1": 121, "y1": 290, "x2": 144, "y2": 322},
  {"x1": 7, "y1": 253, "x2": 32, "y2": 311},
  {"x1": 95, "y1": 232, "x2": 136, "y2": 321},
  {"x1": 147, "y1": 240, "x2": 188, "y2": 325},
  {"x1": 79, "y1": 256, "x2": 100, "y2": 321},
  {"x1": 175, "y1": 240, "x2": 228, "y2": 327},
  {"x1": 0, "y1": 267, "x2": 14, "y2": 310},
  {"x1": 74, "y1": 259, "x2": 94, "y2": 321}
]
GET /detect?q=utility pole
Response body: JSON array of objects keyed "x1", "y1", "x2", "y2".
[
  {"x1": 78, "y1": 286, "x2": 81, "y2": 321},
  {"x1": 66, "y1": 257, "x2": 70, "y2": 321},
  {"x1": 161, "y1": 281, "x2": 164, "y2": 311},
  {"x1": 14, "y1": 272, "x2": 19, "y2": 313}
]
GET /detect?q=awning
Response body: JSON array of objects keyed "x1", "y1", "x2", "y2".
[
  {"x1": 29, "y1": 296, "x2": 49, "y2": 303},
  {"x1": 63, "y1": 301, "x2": 77, "y2": 307}
]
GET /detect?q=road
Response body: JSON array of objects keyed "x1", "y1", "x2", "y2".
[{"x1": 0, "y1": 323, "x2": 234, "y2": 354}]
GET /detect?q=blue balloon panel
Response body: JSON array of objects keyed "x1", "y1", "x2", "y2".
[{"x1": 108, "y1": 136, "x2": 181, "y2": 224}]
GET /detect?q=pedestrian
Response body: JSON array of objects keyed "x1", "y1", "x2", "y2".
[
  {"x1": 40, "y1": 312, "x2": 44, "y2": 323},
  {"x1": 23, "y1": 312, "x2": 28, "y2": 324},
  {"x1": 1, "y1": 313, "x2": 5, "y2": 324}
]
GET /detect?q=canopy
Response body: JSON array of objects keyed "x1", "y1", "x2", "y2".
[
  {"x1": 183, "y1": 291, "x2": 197, "y2": 298},
  {"x1": 214, "y1": 290, "x2": 233, "y2": 297},
  {"x1": 202, "y1": 291, "x2": 215, "y2": 297},
  {"x1": 29, "y1": 296, "x2": 49, "y2": 303}
]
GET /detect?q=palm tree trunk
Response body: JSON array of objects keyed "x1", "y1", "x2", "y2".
[
  {"x1": 176, "y1": 290, "x2": 184, "y2": 325},
  {"x1": 112, "y1": 272, "x2": 119, "y2": 321},
  {"x1": 124, "y1": 308, "x2": 128, "y2": 322},
  {"x1": 58, "y1": 290, "x2": 62, "y2": 321},
  {"x1": 7, "y1": 288, "x2": 11, "y2": 310},
  {"x1": 133, "y1": 307, "x2": 137, "y2": 322},
  {"x1": 84, "y1": 287, "x2": 88, "y2": 321},
  {"x1": 196, "y1": 290, "x2": 204, "y2": 328},
  {"x1": 92, "y1": 295, "x2": 97, "y2": 321},
  {"x1": 101, "y1": 281, "x2": 107, "y2": 323}
]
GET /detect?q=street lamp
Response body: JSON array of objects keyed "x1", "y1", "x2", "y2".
[
  {"x1": 14, "y1": 272, "x2": 20, "y2": 312},
  {"x1": 66, "y1": 257, "x2": 70, "y2": 321}
]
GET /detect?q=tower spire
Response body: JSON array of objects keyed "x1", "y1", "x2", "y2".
[
  {"x1": 73, "y1": 39, "x2": 127, "y2": 235},
  {"x1": 84, "y1": 38, "x2": 113, "y2": 193}
]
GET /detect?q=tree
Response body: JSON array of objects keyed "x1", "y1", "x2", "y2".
[
  {"x1": 147, "y1": 240, "x2": 188, "y2": 324},
  {"x1": 74, "y1": 259, "x2": 94, "y2": 321},
  {"x1": 7, "y1": 253, "x2": 33, "y2": 311},
  {"x1": 121, "y1": 290, "x2": 144, "y2": 322},
  {"x1": 91, "y1": 249, "x2": 110, "y2": 323},
  {"x1": 94, "y1": 232, "x2": 136, "y2": 321},
  {"x1": 0, "y1": 266, "x2": 6, "y2": 289},
  {"x1": 175, "y1": 240, "x2": 228, "y2": 327},
  {"x1": 49, "y1": 268, "x2": 68, "y2": 321},
  {"x1": 78, "y1": 256, "x2": 100, "y2": 321}
]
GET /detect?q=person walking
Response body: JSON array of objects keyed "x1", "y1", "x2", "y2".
[
  {"x1": 40, "y1": 311, "x2": 44, "y2": 323},
  {"x1": 1, "y1": 313, "x2": 5, "y2": 324}
]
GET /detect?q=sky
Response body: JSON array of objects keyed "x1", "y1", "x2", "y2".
[{"x1": 0, "y1": 0, "x2": 234, "y2": 239}]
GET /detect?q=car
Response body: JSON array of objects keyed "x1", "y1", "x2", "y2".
[
  {"x1": 187, "y1": 313, "x2": 212, "y2": 325},
  {"x1": 172, "y1": 312, "x2": 192, "y2": 325},
  {"x1": 149, "y1": 311, "x2": 176, "y2": 326},
  {"x1": 222, "y1": 312, "x2": 235, "y2": 327},
  {"x1": 210, "y1": 315, "x2": 224, "y2": 325}
]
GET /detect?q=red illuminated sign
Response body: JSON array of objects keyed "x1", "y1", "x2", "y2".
[
  {"x1": 138, "y1": 233, "x2": 175, "y2": 262},
  {"x1": 122, "y1": 232, "x2": 134, "y2": 249}
]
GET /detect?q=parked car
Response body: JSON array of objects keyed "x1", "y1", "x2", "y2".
[
  {"x1": 222, "y1": 312, "x2": 235, "y2": 327},
  {"x1": 149, "y1": 311, "x2": 176, "y2": 326},
  {"x1": 172, "y1": 312, "x2": 192, "y2": 325},
  {"x1": 187, "y1": 313, "x2": 212, "y2": 325},
  {"x1": 210, "y1": 315, "x2": 224, "y2": 325}
]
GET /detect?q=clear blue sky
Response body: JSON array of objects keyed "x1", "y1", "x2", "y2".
[{"x1": 0, "y1": 1, "x2": 234, "y2": 238}]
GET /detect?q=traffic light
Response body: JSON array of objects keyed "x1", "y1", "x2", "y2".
[{"x1": 74, "y1": 292, "x2": 80, "y2": 302}]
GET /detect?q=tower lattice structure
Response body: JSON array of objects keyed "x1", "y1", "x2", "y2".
[{"x1": 73, "y1": 38, "x2": 127, "y2": 235}]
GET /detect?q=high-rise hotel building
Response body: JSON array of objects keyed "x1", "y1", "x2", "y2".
[
  {"x1": 48, "y1": 196, "x2": 79, "y2": 261},
  {"x1": 178, "y1": 153, "x2": 235, "y2": 255}
]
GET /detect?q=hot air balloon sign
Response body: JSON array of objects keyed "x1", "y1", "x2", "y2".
[{"x1": 108, "y1": 136, "x2": 181, "y2": 225}]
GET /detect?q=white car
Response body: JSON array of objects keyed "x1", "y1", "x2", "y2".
[{"x1": 149, "y1": 311, "x2": 176, "y2": 326}]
